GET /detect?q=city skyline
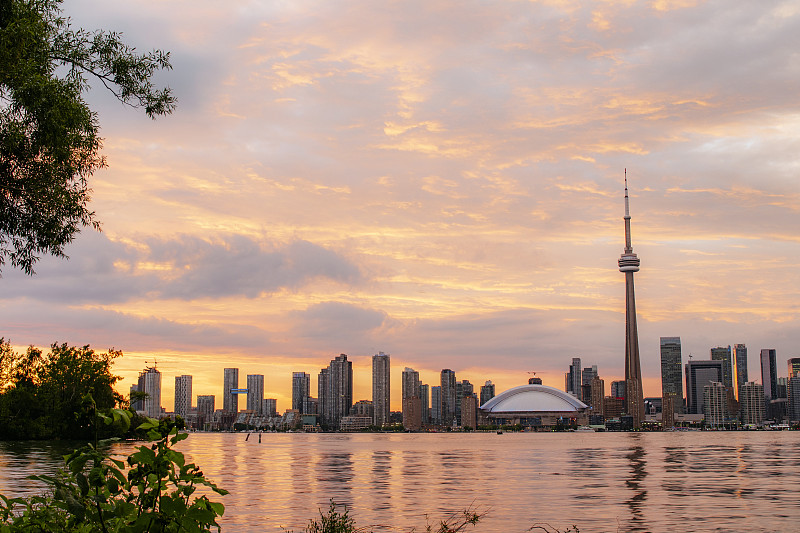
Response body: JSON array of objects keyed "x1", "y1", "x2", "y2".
[{"x1": 3, "y1": 1, "x2": 800, "y2": 413}]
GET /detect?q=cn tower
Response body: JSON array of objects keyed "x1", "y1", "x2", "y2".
[{"x1": 618, "y1": 170, "x2": 644, "y2": 428}]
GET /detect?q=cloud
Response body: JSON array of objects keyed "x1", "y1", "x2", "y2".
[{"x1": 3, "y1": 232, "x2": 362, "y2": 304}]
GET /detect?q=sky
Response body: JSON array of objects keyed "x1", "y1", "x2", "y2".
[{"x1": 3, "y1": 0, "x2": 800, "y2": 412}]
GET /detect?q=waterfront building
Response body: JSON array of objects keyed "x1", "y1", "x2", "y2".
[
  {"x1": 461, "y1": 393, "x2": 478, "y2": 429},
  {"x1": 611, "y1": 380, "x2": 626, "y2": 400},
  {"x1": 685, "y1": 360, "x2": 723, "y2": 415},
  {"x1": 618, "y1": 176, "x2": 645, "y2": 428},
  {"x1": 135, "y1": 366, "x2": 162, "y2": 418},
  {"x1": 246, "y1": 374, "x2": 264, "y2": 414},
  {"x1": 292, "y1": 372, "x2": 311, "y2": 414},
  {"x1": 455, "y1": 379, "x2": 473, "y2": 426},
  {"x1": 352, "y1": 399, "x2": 374, "y2": 419},
  {"x1": 740, "y1": 382, "x2": 765, "y2": 425},
  {"x1": 788, "y1": 358, "x2": 800, "y2": 379},
  {"x1": 710, "y1": 346, "x2": 733, "y2": 389},
  {"x1": 440, "y1": 369, "x2": 457, "y2": 426},
  {"x1": 223, "y1": 368, "x2": 239, "y2": 413},
  {"x1": 319, "y1": 354, "x2": 353, "y2": 428},
  {"x1": 760, "y1": 349, "x2": 778, "y2": 404},
  {"x1": 339, "y1": 415, "x2": 372, "y2": 432},
  {"x1": 480, "y1": 385, "x2": 590, "y2": 428},
  {"x1": 174, "y1": 375, "x2": 192, "y2": 419},
  {"x1": 581, "y1": 366, "x2": 598, "y2": 404},
  {"x1": 702, "y1": 381, "x2": 727, "y2": 428},
  {"x1": 197, "y1": 395, "x2": 215, "y2": 428},
  {"x1": 660, "y1": 337, "x2": 683, "y2": 414},
  {"x1": 788, "y1": 375, "x2": 800, "y2": 422},
  {"x1": 662, "y1": 394, "x2": 675, "y2": 429},
  {"x1": 263, "y1": 398, "x2": 277, "y2": 417},
  {"x1": 372, "y1": 352, "x2": 391, "y2": 428},
  {"x1": 431, "y1": 385, "x2": 442, "y2": 425},
  {"x1": 402, "y1": 367, "x2": 421, "y2": 429},
  {"x1": 732, "y1": 344, "x2": 748, "y2": 400},
  {"x1": 566, "y1": 357, "x2": 581, "y2": 397},
  {"x1": 603, "y1": 396, "x2": 624, "y2": 418},
  {"x1": 480, "y1": 380, "x2": 496, "y2": 406},
  {"x1": 420, "y1": 383, "x2": 430, "y2": 425},
  {"x1": 590, "y1": 376, "x2": 604, "y2": 416}
]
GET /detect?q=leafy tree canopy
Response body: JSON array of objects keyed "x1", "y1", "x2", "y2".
[
  {"x1": 0, "y1": 338, "x2": 127, "y2": 440},
  {"x1": 0, "y1": 0, "x2": 175, "y2": 274}
]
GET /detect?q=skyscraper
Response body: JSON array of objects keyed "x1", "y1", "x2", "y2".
[
  {"x1": 685, "y1": 360, "x2": 723, "y2": 415},
  {"x1": 440, "y1": 369, "x2": 456, "y2": 426},
  {"x1": 703, "y1": 381, "x2": 727, "y2": 428},
  {"x1": 292, "y1": 372, "x2": 310, "y2": 413},
  {"x1": 660, "y1": 337, "x2": 683, "y2": 414},
  {"x1": 319, "y1": 354, "x2": 353, "y2": 428},
  {"x1": 581, "y1": 365, "x2": 598, "y2": 404},
  {"x1": 732, "y1": 344, "x2": 748, "y2": 400},
  {"x1": 710, "y1": 346, "x2": 733, "y2": 389},
  {"x1": 740, "y1": 382, "x2": 765, "y2": 425},
  {"x1": 419, "y1": 383, "x2": 430, "y2": 425},
  {"x1": 372, "y1": 352, "x2": 391, "y2": 428},
  {"x1": 246, "y1": 374, "x2": 264, "y2": 414},
  {"x1": 618, "y1": 174, "x2": 644, "y2": 427},
  {"x1": 480, "y1": 380, "x2": 495, "y2": 406},
  {"x1": 223, "y1": 368, "x2": 239, "y2": 413},
  {"x1": 135, "y1": 366, "x2": 162, "y2": 418},
  {"x1": 174, "y1": 375, "x2": 192, "y2": 418},
  {"x1": 431, "y1": 385, "x2": 442, "y2": 425},
  {"x1": 788, "y1": 358, "x2": 800, "y2": 379},
  {"x1": 760, "y1": 349, "x2": 778, "y2": 403},
  {"x1": 317, "y1": 367, "x2": 329, "y2": 423},
  {"x1": 611, "y1": 380, "x2": 626, "y2": 399},
  {"x1": 402, "y1": 367, "x2": 422, "y2": 430},
  {"x1": 196, "y1": 395, "x2": 215, "y2": 426},
  {"x1": 566, "y1": 357, "x2": 581, "y2": 397}
]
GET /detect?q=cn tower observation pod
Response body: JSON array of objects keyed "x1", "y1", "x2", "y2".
[{"x1": 479, "y1": 384, "x2": 590, "y2": 428}]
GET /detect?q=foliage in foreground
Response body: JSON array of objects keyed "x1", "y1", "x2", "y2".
[
  {"x1": 0, "y1": 416, "x2": 228, "y2": 532},
  {"x1": 0, "y1": 0, "x2": 175, "y2": 274}
]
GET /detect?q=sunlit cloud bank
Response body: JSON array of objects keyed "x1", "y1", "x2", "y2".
[{"x1": 5, "y1": 0, "x2": 800, "y2": 409}]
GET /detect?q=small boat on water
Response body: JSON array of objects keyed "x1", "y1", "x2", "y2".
[{"x1": 576, "y1": 426, "x2": 596, "y2": 432}]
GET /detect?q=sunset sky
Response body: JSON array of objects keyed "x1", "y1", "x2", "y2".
[{"x1": 4, "y1": 0, "x2": 800, "y2": 412}]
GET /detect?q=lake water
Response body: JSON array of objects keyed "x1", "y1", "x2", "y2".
[{"x1": 2, "y1": 431, "x2": 799, "y2": 532}]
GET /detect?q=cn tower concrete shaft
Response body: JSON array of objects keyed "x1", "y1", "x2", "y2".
[{"x1": 618, "y1": 173, "x2": 644, "y2": 428}]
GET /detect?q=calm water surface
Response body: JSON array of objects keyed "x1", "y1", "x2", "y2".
[{"x1": 2, "y1": 431, "x2": 799, "y2": 532}]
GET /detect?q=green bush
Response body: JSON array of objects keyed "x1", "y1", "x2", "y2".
[{"x1": 0, "y1": 415, "x2": 228, "y2": 532}]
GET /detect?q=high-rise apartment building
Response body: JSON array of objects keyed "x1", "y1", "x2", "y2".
[
  {"x1": 788, "y1": 358, "x2": 800, "y2": 379},
  {"x1": 292, "y1": 372, "x2": 311, "y2": 414},
  {"x1": 263, "y1": 398, "x2": 277, "y2": 417},
  {"x1": 223, "y1": 368, "x2": 239, "y2": 413},
  {"x1": 455, "y1": 379, "x2": 473, "y2": 426},
  {"x1": 480, "y1": 381, "x2": 495, "y2": 407},
  {"x1": 788, "y1": 376, "x2": 800, "y2": 422},
  {"x1": 660, "y1": 337, "x2": 683, "y2": 413},
  {"x1": 611, "y1": 380, "x2": 626, "y2": 399},
  {"x1": 590, "y1": 376, "x2": 605, "y2": 416},
  {"x1": 319, "y1": 354, "x2": 353, "y2": 428},
  {"x1": 685, "y1": 360, "x2": 723, "y2": 415},
  {"x1": 581, "y1": 366, "x2": 598, "y2": 404},
  {"x1": 372, "y1": 352, "x2": 391, "y2": 428},
  {"x1": 710, "y1": 346, "x2": 733, "y2": 389},
  {"x1": 618, "y1": 176, "x2": 644, "y2": 428},
  {"x1": 461, "y1": 393, "x2": 478, "y2": 429},
  {"x1": 135, "y1": 366, "x2": 162, "y2": 418},
  {"x1": 740, "y1": 382, "x2": 765, "y2": 425},
  {"x1": 431, "y1": 385, "x2": 442, "y2": 425},
  {"x1": 174, "y1": 375, "x2": 192, "y2": 418},
  {"x1": 566, "y1": 358, "x2": 581, "y2": 397},
  {"x1": 246, "y1": 374, "x2": 264, "y2": 414},
  {"x1": 760, "y1": 349, "x2": 778, "y2": 404},
  {"x1": 419, "y1": 383, "x2": 430, "y2": 425},
  {"x1": 401, "y1": 367, "x2": 421, "y2": 429},
  {"x1": 440, "y1": 369, "x2": 457, "y2": 427},
  {"x1": 732, "y1": 344, "x2": 748, "y2": 400},
  {"x1": 703, "y1": 381, "x2": 727, "y2": 427},
  {"x1": 196, "y1": 395, "x2": 215, "y2": 422}
]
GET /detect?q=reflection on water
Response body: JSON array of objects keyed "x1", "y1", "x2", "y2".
[{"x1": 2, "y1": 432, "x2": 800, "y2": 532}]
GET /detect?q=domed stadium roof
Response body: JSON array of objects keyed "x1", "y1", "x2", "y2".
[{"x1": 481, "y1": 385, "x2": 588, "y2": 413}]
